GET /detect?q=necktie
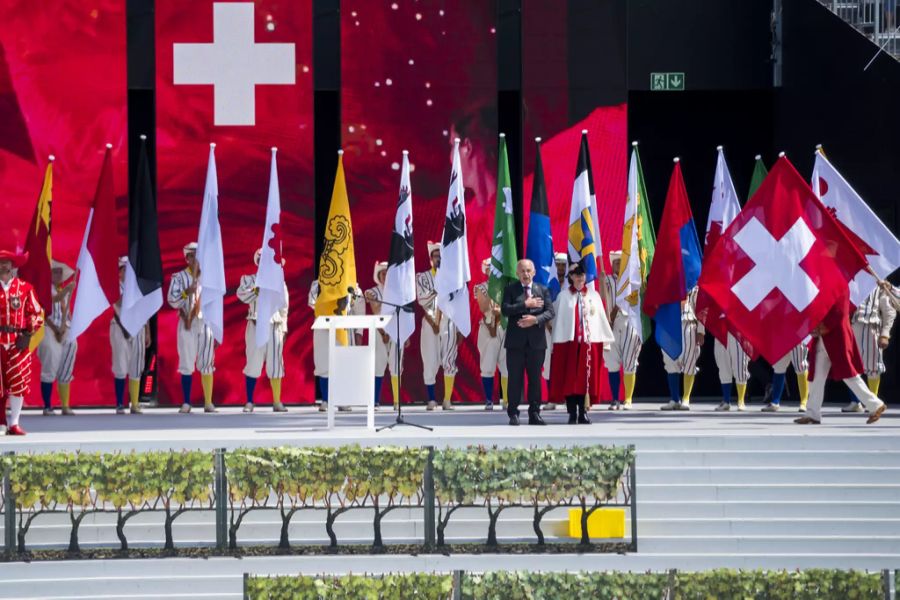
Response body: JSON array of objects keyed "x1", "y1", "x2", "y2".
[{"x1": 525, "y1": 285, "x2": 532, "y2": 299}]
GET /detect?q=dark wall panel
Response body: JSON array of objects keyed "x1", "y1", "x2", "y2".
[
  {"x1": 628, "y1": 89, "x2": 776, "y2": 400},
  {"x1": 627, "y1": 0, "x2": 772, "y2": 91}
]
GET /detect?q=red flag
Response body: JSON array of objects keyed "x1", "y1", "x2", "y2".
[
  {"x1": 696, "y1": 156, "x2": 868, "y2": 364},
  {"x1": 643, "y1": 161, "x2": 703, "y2": 361},
  {"x1": 69, "y1": 146, "x2": 121, "y2": 340}
]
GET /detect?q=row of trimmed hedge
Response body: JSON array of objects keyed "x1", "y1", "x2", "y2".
[
  {"x1": 1, "y1": 445, "x2": 634, "y2": 553},
  {"x1": 246, "y1": 569, "x2": 889, "y2": 600}
]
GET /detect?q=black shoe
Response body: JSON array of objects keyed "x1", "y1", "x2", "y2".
[
  {"x1": 509, "y1": 415, "x2": 520, "y2": 426},
  {"x1": 528, "y1": 414, "x2": 546, "y2": 426},
  {"x1": 567, "y1": 414, "x2": 577, "y2": 424},
  {"x1": 578, "y1": 413, "x2": 592, "y2": 424}
]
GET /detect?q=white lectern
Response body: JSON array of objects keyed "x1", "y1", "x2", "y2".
[{"x1": 311, "y1": 314, "x2": 392, "y2": 430}]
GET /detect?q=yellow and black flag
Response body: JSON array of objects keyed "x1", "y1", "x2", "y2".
[
  {"x1": 315, "y1": 151, "x2": 357, "y2": 345},
  {"x1": 19, "y1": 159, "x2": 53, "y2": 350}
]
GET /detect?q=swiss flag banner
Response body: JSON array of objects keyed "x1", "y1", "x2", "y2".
[
  {"x1": 156, "y1": 0, "x2": 314, "y2": 405},
  {"x1": 696, "y1": 156, "x2": 868, "y2": 364}
]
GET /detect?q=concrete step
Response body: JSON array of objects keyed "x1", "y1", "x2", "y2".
[
  {"x1": 0, "y1": 573, "x2": 242, "y2": 600},
  {"x1": 636, "y1": 450, "x2": 900, "y2": 468},
  {"x1": 637, "y1": 500, "x2": 900, "y2": 519},
  {"x1": 637, "y1": 517, "x2": 900, "y2": 536},
  {"x1": 628, "y1": 435, "x2": 900, "y2": 453},
  {"x1": 637, "y1": 466, "x2": 900, "y2": 485},
  {"x1": 638, "y1": 535, "x2": 900, "y2": 554},
  {"x1": 638, "y1": 483, "x2": 900, "y2": 502},
  {"x1": 3, "y1": 552, "x2": 900, "y2": 600}
]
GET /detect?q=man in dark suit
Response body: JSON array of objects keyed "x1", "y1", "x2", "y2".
[{"x1": 502, "y1": 259, "x2": 556, "y2": 426}]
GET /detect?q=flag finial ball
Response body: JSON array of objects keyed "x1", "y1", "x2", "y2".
[
  {"x1": 140, "y1": 134, "x2": 147, "y2": 141},
  {"x1": 673, "y1": 157, "x2": 680, "y2": 163},
  {"x1": 535, "y1": 137, "x2": 542, "y2": 143},
  {"x1": 716, "y1": 145, "x2": 723, "y2": 151},
  {"x1": 778, "y1": 151, "x2": 786, "y2": 158},
  {"x1": 402, "y1": 149, "x2": 409, "y2": 155},
  {"x1": 632, "y1": 141, "x2": 639, "y2": 147}
]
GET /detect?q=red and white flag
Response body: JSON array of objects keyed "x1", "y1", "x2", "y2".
[
  {"x1": 702, "y1": 146, "x2": 742, "y2": 344},
  {"x1": 255, "y1": 148, "x2": 287, "y2": 348},
  {"x1": 69, "y1": 145, "x2": 120, "y2": 340},
  {"x1": 697, "y1": 156, "x2": 869, "y2": 364},
  {"x1": 812, "y1": 149, "x2": 900, "y2": 306},
  {"x1": 704, "y1": 146, "x2": 741, "y2": 253}
]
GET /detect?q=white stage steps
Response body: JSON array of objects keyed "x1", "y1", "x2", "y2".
[{"x1": 1, "y1": 432, "x2": 898, "y2": 599}]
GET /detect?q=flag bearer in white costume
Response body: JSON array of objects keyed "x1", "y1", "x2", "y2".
[
  {"x1": 238, "y1": 249, "x2": 289, "y2": 413},
  {"x1": 660, "y1": 286, "x2": 703, "y2": 411},
  {"x1": 540, "y1": 252, "x2": 568, "y2": 410},
  {"x1": 365, "y1": 261, "x2": 402, "y2": 408},
  {"x1": 308, "y1": 278, "x2": 364, "y2": 412},
  {"x1": 714, "y1": 333, "x2": 750, "y2": 411},
  {"x1": 844, "y1": 285, "x2": 896, "y2": 411},
  {"x1": 474, "y1": 258, "x2": 507, "y2": 410},
  {"x1": 603, "y1": 251, "x2": 643, "y2": 410},
  {"x1": 110, "y1": 256, "x2": 149, "y2": 414},
  {"x1": 417, "y1": 241, "x2": 459, "y2": 410},
  {"x1": 765, "y1": 342, "x2": 810, "y2": 412},
  {"x1": 167, "y1": 242, "x2": 216, "y2": 413},
  {"x1": 37, "y1": 260, "x2": 77, "y2": 416}
]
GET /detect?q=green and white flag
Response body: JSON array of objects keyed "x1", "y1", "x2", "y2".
[
  {"x1": 489, "y1": 134, "x2": 518, "y2": 326},
  {"x1": 616, "y1": 142, "x2": 656, "y2": 342}
]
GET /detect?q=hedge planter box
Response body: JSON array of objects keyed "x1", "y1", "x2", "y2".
[{"x1": 0, "y1": 444, "x2": 636, "y2": 558}]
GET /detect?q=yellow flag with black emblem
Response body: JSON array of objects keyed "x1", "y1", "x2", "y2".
[{"x1": 315, "y1": 151, "x2": 357, "y2": 345}]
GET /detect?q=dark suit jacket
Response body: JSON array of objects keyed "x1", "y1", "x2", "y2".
[{"x1": 502, "y1": 281, "x2": 555, "y2": 349}]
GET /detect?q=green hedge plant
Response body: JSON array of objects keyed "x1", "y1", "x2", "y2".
[
  {"x1": 246, "y1": 573, "x2": 453, "y2": 600},
  {"x1": 433, "y1": 445, "x2": 633, "y2": 547},
  {"x1": 4, "y1": 444, "x2": 632, "y2": 554}
]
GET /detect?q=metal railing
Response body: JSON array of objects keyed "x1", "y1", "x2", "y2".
[{"x1": 822, "y1": 0, "x2": 900, "y2": 60}]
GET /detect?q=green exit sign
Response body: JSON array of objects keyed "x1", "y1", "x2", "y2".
[{"x1": 651, "y1": 72, "x2": 685, "y2": 91}]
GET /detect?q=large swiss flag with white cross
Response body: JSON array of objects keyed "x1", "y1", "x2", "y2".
[
  {"x1": 696, "y1": 156, "x2": 869, "y2": 365},
  {"x1": 156, "y1": 0, "x2": 314, "y2": 405}
]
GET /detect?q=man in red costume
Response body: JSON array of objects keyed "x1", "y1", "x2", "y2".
[
  {"x1": 0, "y1": 250, "x2": 45, "y2": 435},
  {"x1": 795, "y1": 292, "x2": 886, "y2": 425}
]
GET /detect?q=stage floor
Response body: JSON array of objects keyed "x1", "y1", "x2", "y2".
[{"x1": 3, "y1": 400, "x2": 896, "y2": 452}]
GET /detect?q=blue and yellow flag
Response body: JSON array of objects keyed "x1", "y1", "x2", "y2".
[{"x1": 567, "y1": 134, "x2": 598, "y2": 283}]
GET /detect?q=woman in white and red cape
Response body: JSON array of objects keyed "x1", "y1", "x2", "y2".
[{"x1": 549, "y1": 262, "x2": 614, "y2": 424}]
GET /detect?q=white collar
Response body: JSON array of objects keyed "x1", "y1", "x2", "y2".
[{"x1": 0, "y1": 278, "x2": 12, "y2": 292}]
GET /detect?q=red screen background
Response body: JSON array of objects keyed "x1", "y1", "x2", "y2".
[{"x1": 0, "y1": 0, "x2": 129, "y2": 407}]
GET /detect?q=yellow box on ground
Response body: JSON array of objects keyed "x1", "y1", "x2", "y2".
[{"x1": 567, "y1": 507, "x2": 626, "y2": 539}]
